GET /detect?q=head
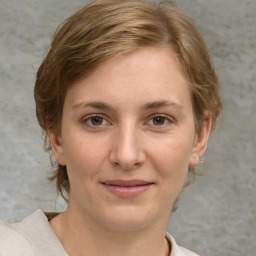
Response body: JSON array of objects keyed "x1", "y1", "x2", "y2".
[{"x1": 34, "y1": 0, "x2": 223, "y2": 201}]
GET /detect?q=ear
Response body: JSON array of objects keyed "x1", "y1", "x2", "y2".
[
  {"x1": 47, "y1": 128, "x2": 66, "y2": 166},
  {"x1": 189, "y1": 113, "x2": 212, "y2": 167}
]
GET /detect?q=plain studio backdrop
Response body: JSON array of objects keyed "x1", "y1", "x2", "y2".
[{"x1": 0, "y1": 1, "x2": 255, "y2": 256}]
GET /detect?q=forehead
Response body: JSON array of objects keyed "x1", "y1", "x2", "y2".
[{"x1": 64, "y1": 47, "x2": 191, "y2": 111}]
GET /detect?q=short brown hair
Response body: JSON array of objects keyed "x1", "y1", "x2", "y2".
[{"x1": 34, "y1": 0, "x2": 223, "y2": 200}]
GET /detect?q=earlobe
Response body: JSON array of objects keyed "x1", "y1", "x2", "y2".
[
  {"x1": 47, "y1": 128, "x2": 66, "y2": 166},
  {"x1": 189, "y1": 114, "x2": 212, "y2": 167}
]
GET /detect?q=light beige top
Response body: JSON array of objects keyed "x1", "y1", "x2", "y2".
[{"x1": 0, "y1": 210, "x2": 199, "y2": 256}]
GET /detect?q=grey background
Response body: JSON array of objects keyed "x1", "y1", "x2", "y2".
[{"x1": 0, "y1": 1, "x2": 255, "y2": 256}]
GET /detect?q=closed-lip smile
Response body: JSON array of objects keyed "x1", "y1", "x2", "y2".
[{"x1": 100, "y1": 180, "x2": 154, "y2": 198}]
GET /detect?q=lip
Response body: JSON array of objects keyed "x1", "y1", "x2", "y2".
[{"x1": 100, "y1": 180, "x2": 154, "y2": 199}]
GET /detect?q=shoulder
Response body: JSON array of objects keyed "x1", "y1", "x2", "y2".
[
  {"x1": 166, "y1": 232, "x2": 200, "y2": 256},
  {"x1": 178, "y1": 246, "x2": 200, "y2": 256},
  {"x1": 0, "y1": 220, "x2": 34, "y2": 255},
  {"x1": 0, "y1": 210, "x2": 67, "y2": 256}
]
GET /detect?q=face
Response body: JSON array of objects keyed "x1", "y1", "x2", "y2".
[{"x1": 49, "y1": 47, "x2": 211, "y2": 232}]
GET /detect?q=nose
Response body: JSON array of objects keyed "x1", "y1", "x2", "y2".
[{"x1": 109, "y1": 123, "x2": 145, "y2": 170}]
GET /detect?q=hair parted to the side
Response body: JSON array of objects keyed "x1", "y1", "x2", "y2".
[{"x1": 34, "y1": 0, "x2": 223, "y2": 201}]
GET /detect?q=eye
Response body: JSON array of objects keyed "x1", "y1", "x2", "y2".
[
  {"x1": 148, "y1": 115, "x2": 171, "y2": 126},
  {"x1": 82, "y1": 114, "x2": 108, "y2": 127}
]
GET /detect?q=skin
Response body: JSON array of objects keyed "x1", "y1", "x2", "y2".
[{"x1": 48, "y1": 47, "x2": 211, "y2": 256}]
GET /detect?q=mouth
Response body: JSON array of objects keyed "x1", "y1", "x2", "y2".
[{"x1": 100, "y1": 180, "x2": 154, "y2": 199}]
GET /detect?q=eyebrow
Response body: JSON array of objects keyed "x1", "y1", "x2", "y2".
[
  {"x1": 142, "y1": 100, "x2": 183, "y2": 110},
  {"x1": 72, "y1": 100, "x2": 183, "y2": 111},
  {"x1": 72, "y1": 101, "x2": 112, "y2": 110}
]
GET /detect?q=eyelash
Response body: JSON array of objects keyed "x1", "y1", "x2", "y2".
[
  {"x1": 82, "y1": 114, "x2": 109, "y2": 127},
  {"x1": 147, "y1": 115, "x2": 173, "y2": 127},
  {"x1": 81, "y1": 114, "x2": 174, "y2": 128}
]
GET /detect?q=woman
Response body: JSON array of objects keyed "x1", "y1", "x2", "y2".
[{"x1": 0, "y1": 0, "x2": 223, "y2": 255}]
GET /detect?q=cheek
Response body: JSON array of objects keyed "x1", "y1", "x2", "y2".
[
  {"x1": 62, "y1": 138, "x2": 107, "y2": 202},
  {"x1": 149, "y1": 136, "x2": 192, "y2": 181},
  {"x1": 153, "y1": 136, "x2": 192, "y2": 163},
  {"x1": 62, "y1": 133, "x2": 108, "y2": 179}
]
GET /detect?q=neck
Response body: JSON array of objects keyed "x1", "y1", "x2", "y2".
[{"x1": 51, "y1": 205, "x2": 171, "y2": 256}]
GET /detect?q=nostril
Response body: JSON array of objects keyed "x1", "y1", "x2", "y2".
[
  {"x1": 111, "y1": 161, "x2": 142, "y2": 171},
  {"x1": 113, "y1": 161, "x2": 119, "y2": 167}
]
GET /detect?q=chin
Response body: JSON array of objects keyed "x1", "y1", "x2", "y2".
[{"x1": 99, "y1": 205, "x2": 161, "y2": 232}]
